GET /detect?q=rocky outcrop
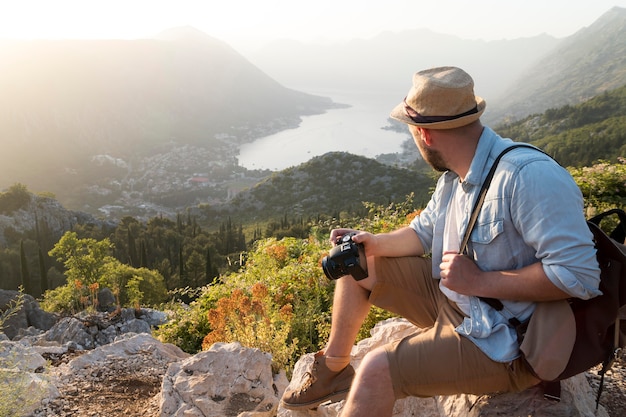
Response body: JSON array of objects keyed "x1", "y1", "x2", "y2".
[
  {"x1": 278, "y1": 318, "x2": 610, "y2": 417},
  {"x1": 29, "y1": 333, "x2": 189, "y2": 416},
  {"x1": 2, "y1": 310, "x2": 616, "y2": 416},
  {"x1": 36, "y1": 308, "x2": 166, "y2": 349},
  {"x1": 0, "y1": 290, "x2": 57, "y2": 339},
  {"x1": 0, "y1": 192, "x2": 109, "y2": 247},
  {"x1": 159, "y1": 342, "x2": 289, "y2": 417},
  {"x1": 0, "y1": 338, "x2": 60, "y2": 416}
]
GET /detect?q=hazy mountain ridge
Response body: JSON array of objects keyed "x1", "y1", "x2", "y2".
[
  {"x1": 250, "y1": 29, "x2": 560, "y2": 103},
  {"x1": 0, "y1": 30, "x2": 339, "y2": 203},
  {"x1": 487, "y1": 6, "x2": 626, "y2": 124},
  {"x1": 249, "y1": 7, "x2": 626, "y2": 126}
]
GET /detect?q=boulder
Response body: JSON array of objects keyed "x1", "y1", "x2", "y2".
[
  {"x1": 0, "y1": 340, "x2": 60, "y2": 416},
  {"x1": 43, "y1": 316, "x2": 96, "y2": 349},
  {"x1": 0, "y1": 289, "x2": 56, "y2": 339},
  {"x1": 278, "y1": 318, "x2": 609, "y2": 417},
  {"x1": 97, "y1": 287, "x2": 117, "y2": 311},
  {"x1": 159, "y1": 342, "x2": 289, "y2": 417}
]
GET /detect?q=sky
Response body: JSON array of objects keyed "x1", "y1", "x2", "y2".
[{"x1": 0, "y1": 1, "x2": 625, "y2": 51}]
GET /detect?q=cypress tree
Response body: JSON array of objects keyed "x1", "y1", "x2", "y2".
[
  {"x1": 127, "y1": 228, "x2": 138, "y2": 267},
  {"x1": 178, "y1": 244, "x2": 186, "y2": 287},
  {"x1": 38, "y1": 247, "x2": 48, "y2": 293},
  {"x1": 140, "y1": 240, "x2": 148, "y2": 268},
  {"x1": 19, "y1": 240, "x2": 32, "y2": 295},
  {"x1": 205, "y1": 247, "x2": 214, "y2": 285}
]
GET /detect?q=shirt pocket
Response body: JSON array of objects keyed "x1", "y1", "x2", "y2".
[{"x1": 470, "y1": 219, "x2": 504, "y2": 245}]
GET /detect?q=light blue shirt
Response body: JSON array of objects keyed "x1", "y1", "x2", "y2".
[{"x1": 409, "y1": 126, "x2": 601, "y2": 362}]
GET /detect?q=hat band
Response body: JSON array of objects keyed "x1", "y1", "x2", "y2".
[{"x1": 403, "y1": 98, "x2": 478, "y2": 124}]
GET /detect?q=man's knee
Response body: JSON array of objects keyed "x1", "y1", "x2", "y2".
[{"x1": 357, "y1": 348, "x2": 392, "y2": 384}]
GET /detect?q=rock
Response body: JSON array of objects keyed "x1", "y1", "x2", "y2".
[
  {"x1": 24, "y1": 297, "x2": 58, "y2": 331},
  {"x1": 159, "y1": 342, "x2": 288, "y2": 417},
  {"x1": 122, "y1": 317, "x2": 153, "y2": 334},
  {"x1": 66, "y1": 333, "x2": 189, "y2": 372},
  {"x1": 97, "y1": 288, "x2": 117, "y2": 311},
  {"x1": 0, "y1": 339, "x2": 60, "y2": 416},
  {"x1": 278, "y1": 318, "x2": 610, "y2": 417},
  {"x1": 1, "y1": 290, "x2": 35, "y2": 339},
  {"x1": 39, "y1": 308, "x2": 157, "y2": 349},
  {"x1": 43, "y1": 317, "x2": 95, "y2": 349},
  {"x1": 138, "y1": 308, "x2": 169, "y2": 327},
  {"x1": 0, "y1": 339, "x2": 48, "y2": 371},
  {"x1": 0, "y1": 290, "x2": 58, "y2": 340}
]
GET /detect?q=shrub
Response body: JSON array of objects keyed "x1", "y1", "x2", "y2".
[
  {"x1": 156, "y1": 197, "x2": 420, "y2": 373},
  {"x1": 42, "y1": 232, "x2": 168, "y2": 313},
  {"x1": 0, "y1": 291, "x2": 48, "y2": 417},
  {"x1": 569, "y1": 158, "x2": 626, "y2": 215},
  {"x1": 202, "y1": 283, "x2": 298, "y2": 374}
]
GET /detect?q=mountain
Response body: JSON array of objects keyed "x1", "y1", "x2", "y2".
[
  {"x1": 1, "y1": 8, "x2": 625, "y2": 220},
  {"x1": 199, "y1": 152, "x2": 434, "y2": 224},
  {"x1": 487, "y1": 7, "x2": 626, "y2": 124},
  {"x1": 248, "y1": 7, "x2": 626, "y2": 127},
  {"x1": 0, "y1": 29, "x2": 338, "y2": 203},
  {"x1": 249, "y1": 29, "x2": 560, "y2": 104}
]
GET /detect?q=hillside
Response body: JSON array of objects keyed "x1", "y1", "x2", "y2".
[
  {"x1": 0, "y1": 28, "x2": 338, "y2": 205},
  {"x1": 496, "y1": 83, "x2": 626, "y2": 167},
  {"x1": 199, "y1": 152, "x2": 434, "y2": 224},
  {"x1": 486, "y1": 7, "x2": 626, "y2": 124}
]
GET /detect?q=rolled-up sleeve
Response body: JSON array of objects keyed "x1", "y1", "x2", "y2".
[{"x1": 511, "y1": 160, "x2": 601, "y2": 299}]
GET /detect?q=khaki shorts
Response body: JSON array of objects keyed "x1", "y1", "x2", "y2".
[{"x1": 368, "y1": 256, "x2": 540, "y2": 399}]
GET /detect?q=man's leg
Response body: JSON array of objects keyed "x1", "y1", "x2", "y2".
[
  {"x1": 325, "y1": 271, "x2": 375, "y2": 357},
  {"x1": 341, "y1": 348, "x2": 395, "y2": 417},
  {"x1": 280, "y1": 265, "x2": 377, "y2": 410}
]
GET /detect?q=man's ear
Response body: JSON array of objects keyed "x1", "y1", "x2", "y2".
[{"x1": 419, "y1": 128, "x2": 433, "y2": 146}]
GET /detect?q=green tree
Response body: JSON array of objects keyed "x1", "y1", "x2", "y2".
[
  {"x1": 49, "y1": 232, "x2": 114, "y2": 287},
  {"x1": 42, "y1": 232, "x2": 167, "y2": 313}
]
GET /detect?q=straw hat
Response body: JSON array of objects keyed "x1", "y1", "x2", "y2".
[{"x1": 390, "y1": 66, "x2": 486, "y2": 129}]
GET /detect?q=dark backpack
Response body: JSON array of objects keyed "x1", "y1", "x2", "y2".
[{"x1": 548, "y1": 208, "x2": 626, "y2": 404}]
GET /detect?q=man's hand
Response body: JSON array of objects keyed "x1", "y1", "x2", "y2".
[
  {"x1": 440, "y1": 252, "x2": 571, "y2": 301},
  {"x1": 439, "y1": 251, "x2": 482, "y2": 296}
]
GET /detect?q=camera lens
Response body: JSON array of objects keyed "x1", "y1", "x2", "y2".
[{"x1": 322, "y1": 256, "x2": 339, "y2": 280}]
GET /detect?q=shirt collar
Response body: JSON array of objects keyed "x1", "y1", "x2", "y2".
[{"x1": 463, "y1": 126, "x2": 504, "y2": 188}]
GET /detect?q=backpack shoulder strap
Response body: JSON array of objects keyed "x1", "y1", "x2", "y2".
[
  {"x1": 460, "y1": 143, "x2": 547, "y2": 312},
  {"x1": 460, "y1": 144, "x2": 547, "y2": 254}
]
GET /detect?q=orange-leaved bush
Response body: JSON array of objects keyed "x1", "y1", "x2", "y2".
[{"x1": 202, "y1": 283, "x2": 298, "y2": 373}]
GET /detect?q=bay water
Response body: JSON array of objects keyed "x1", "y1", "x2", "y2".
[{"x1": 237, "y1": 89, "x2": 411, "y2": 171}]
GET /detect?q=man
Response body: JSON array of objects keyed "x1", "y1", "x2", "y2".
[{"x1": 280, "y1": 66, "x2": 601, "y2": 416}]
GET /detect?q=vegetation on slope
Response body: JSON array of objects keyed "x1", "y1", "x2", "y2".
[{"x1": 496, "y1": 85, "x2": 626, "y2": 167}]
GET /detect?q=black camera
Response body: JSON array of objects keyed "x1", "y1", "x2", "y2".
[{"x1": 322, "y1": 232, "x2": 368, "y2": 281}]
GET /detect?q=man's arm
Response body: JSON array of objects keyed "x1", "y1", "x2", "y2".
[
  {"x1": 352, "y1": 226, "x2": 425, "y2": 258},
  {"x1": 440, "y1": 253, "x2": 571, "y2": 302}
]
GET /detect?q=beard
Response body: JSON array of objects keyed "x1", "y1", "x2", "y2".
[{"x1": 418, "y1": 143, "x2": 449, "y2": 172}]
